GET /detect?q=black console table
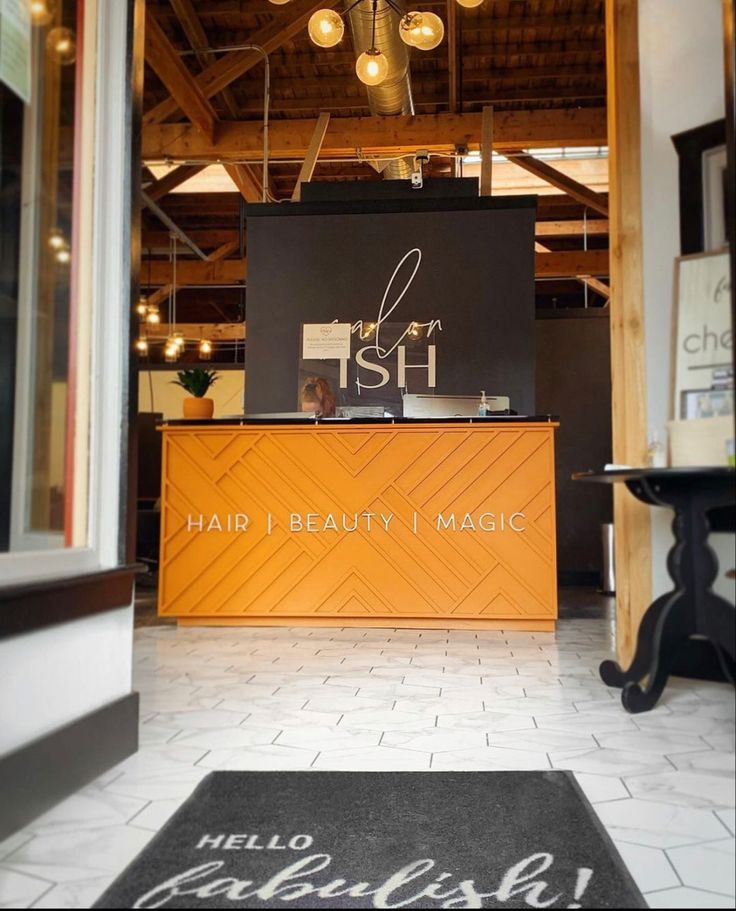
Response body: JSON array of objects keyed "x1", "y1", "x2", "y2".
[{"x1": 573, "y1": 467, "x2": 735, "y2": 713}]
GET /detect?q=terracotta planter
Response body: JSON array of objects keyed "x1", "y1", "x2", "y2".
[{"x1": 183, "y1": 396, "x2": 214, "y2": 420}]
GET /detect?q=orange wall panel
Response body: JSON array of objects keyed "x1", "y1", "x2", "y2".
[{"x1": 158, "y1": 423, "x2": 558, "y2": 629}]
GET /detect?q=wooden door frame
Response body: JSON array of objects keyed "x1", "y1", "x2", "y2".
[{"x1": 605, "y1": 0, "x2": 653, "y2": 665}]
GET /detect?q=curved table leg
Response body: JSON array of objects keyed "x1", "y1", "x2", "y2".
[
  {"x1": 600, "y1": 592, "x2": 679, "y2": 689},
  {"x1": 620, "y1": 605, "x2": 690, "y2": 713}
]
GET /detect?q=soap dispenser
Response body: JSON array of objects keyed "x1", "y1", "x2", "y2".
[{"x1": 478, "y1": 391, "x2": 488, "y2": 417}]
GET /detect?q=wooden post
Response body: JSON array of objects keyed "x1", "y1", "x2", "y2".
[
  {"x1": 292, "y1": 112, "x2": 330, "y2": 202},
  {"x1": 480, "y1": 105, "x2": 493, "y2": 196},
  {"x1": 606, "y1": 0, "x2": 652, "y2": 666}
]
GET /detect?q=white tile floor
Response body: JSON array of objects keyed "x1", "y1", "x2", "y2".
[{"x1": 0, "y1": 618, "x2": 734, "y2": 909}]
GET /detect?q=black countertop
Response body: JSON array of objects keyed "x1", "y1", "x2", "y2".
[{"x1": 160, "y1": 415, "x2": 559, "y2": 427}]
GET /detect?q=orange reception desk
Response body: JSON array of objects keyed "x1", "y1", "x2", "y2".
[{"x1": 158, "y1": 419, "x2": 558, "y2": 630}]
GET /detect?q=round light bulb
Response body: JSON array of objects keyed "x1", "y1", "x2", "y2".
[
  {"x1": 399, "y1": 12, "x2": 422, "y2": 47},
  {"x1": 308, "y1": 9, "x2": 344, "y2": 48},
  {"x1": 267, "y1": 0, "x2": 291, "y2": 4},
  {"x1": 355, "y1": 49, "x2": 389, "y2": 86},
  {"x1": 46, "y1": 27, "x2": 76, "y2": 65},
  {"x1": 199, "y1": 339, "x2": 213, "y2": 360},
  {"x1": 55, "y1": 246, "x2": 71, "y2": 264},
  {"x1": 456, "y1": 0, "x2": 484, "y2": 7},
  {"x1": 146, "y1": 306, "x2": 161, "y2": 325},
  {"x1": 135, "y1": 297, "x2": 148, "y2": 317},
  {"x1": 48, "y1": 228, "x2": 65, "y2": 250},
  {"x1": 402, "y1": 11, "x2": 444, "y2": 51},
  {"x1": 135, "y1": 337, "x2": 149, "y2": 354},
  {"x1": 173, "y1": 331, "x2": 185, "y2": 350},
  {"x1": 164, "y1": 340, "x2": 179, "y2": 362},
  {"x1": 30, "y1": 0, "x2": 55, "y2": 26}
]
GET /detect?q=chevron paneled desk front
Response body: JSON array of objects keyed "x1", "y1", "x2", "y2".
[{"x1": 158, "y1": 420, "x2": 559, "y2": 630}]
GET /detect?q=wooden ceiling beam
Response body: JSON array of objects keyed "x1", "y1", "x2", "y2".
[
  {"x1": 144, "y1": 229, "x2": 239, "y2": 247},
  {"x1": 143, "y1": 0, "x2": 339, "y2": 126},
  {"x1": 506, "y1": 149, "x2": 609, "y2": 216},
  {"x1": 292, "y1": 112, "x2": 331, "y2": 202},
  {"x1": 145, "y1": 164, "x2": 206, "y2": 200},
  {"x1": 144, "y1": 10, "x2": 218, "y2": 140},
  {"x1": 536, "y1": 219, "x2": 609, "y2": 237},
  {"x1": 146, "y1": 322, "x2": 245, "y2": 341},
  {"x1": 535, "y1": 249, "x2": 609, "y2": 278},
  {"x1": 224, "y1": 163, "x2": 263, "y2": 203},
  {"x1": 143, "y1": 108, "x2": 608, "y2": 162},
  {"x1": 167, "y1": 0, "x2": 242, "y2": 119},
  {"x1": 143, "y1": 258, "x2": 247, "y2": 286}
]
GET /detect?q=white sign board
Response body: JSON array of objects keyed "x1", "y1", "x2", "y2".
[
  {"x1": 0, "y1": 0, "x2": 31, "y2": 104},
  {"x1": 302, "y1": 322, "x2": 351, "y2": 360},
  {"x1": 672, "y1": 250, "x2": 732, "y2": 419}
]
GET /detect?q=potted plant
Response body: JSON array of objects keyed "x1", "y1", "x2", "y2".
[{"x1": 172, "y1": 367, "x2": 220, "y2": 419}]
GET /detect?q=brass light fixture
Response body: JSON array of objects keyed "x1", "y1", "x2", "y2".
[
  {"x1": 30, "y1": 0, "x2": 55, "y2": 26},
  {"x1": 301, "y1": 0, "x2": 460, "y2": 86}
]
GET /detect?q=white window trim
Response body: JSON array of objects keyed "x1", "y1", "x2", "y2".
[{"x1": 1, "y1": 0, "x2": 131, "y2": 585}]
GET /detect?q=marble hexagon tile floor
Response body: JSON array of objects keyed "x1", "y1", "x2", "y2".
[{"x1": 0, "y1": 619, "x2": 734, "y2": 909}]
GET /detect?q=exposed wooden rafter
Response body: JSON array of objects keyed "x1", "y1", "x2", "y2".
[
  {"x1": 143, "y1": 108, "x2": 608, "y2": 162},
  {"x1": 143, "y1": 0, "x2": 339, "y2": 126},
  {"x1": 506, "y1": 149, "x2": 610, "y2": 216},
  {"x1": 144, "y1": 10, "x2": 218, "y2": 140},
  {"x1": 224, "y1": 163, "x2": 263, "y2": 203},
  {"x1": 292, "y1": 112, "x2": 331, "y2": 202},
  {"x1": 145, "y1": 164, "x2": 206, "y2": 201}
]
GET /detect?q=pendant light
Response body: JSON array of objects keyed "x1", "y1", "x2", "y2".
[
  {"x1": 267, "y1": 0, "x2": 292, "y2": 5},
  {"x1": 30, "y1": 0, "x2": 55, "y2": 26},
  {"x1": 401, "y1": 11, "x2": 444, "y2": 51},
  {"x1": 135, "y1": 336, "x2": 149, "y2": 355},
  {"x1": 356, "y1": 49, "x2": 389, "y2": 86},
  {"x1": 456, "y1": 0, "x2": 484, "y2": 7},
  {"x1": 199, "y1": 337, "x2": 213, "y2": 361},
  {"x1": 308, "y1": 9, "x2": 345, "y2": 48}
]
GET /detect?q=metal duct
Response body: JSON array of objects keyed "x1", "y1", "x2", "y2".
[{"x1": 346, "y1": 0, "x2": 414, "y2": 179}]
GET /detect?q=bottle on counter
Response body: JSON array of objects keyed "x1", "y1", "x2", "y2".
[
  {"x1": 478, "y1": 391, "x2": 488, "y2": 417},
  {"x1": 645, "y1": 429, "x2": 667, "y2": 468}
]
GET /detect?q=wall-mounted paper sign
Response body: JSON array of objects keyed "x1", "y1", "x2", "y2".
[
  {"x1": 0, "y1": 0, "x2": 32, "y2": 104},
  {"x1": 302, "y1": 322, "x2": 351, "y2": 360}
]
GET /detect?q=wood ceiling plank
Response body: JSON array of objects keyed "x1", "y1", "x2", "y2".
[
  {"x1": 147, "y1": 322, "x2": 245, "y2": 341},
  {"x1": 535, "y1": 219, "x2": 609, "y2": 236},
  {"x1": 167, "y1": 0, "x2": 241, "y2": 118},
  {"x1": 534, "y1": 249, "x2": 609, "y2": 277},
  {"x1": 144, "y1": 258, "x2": 247, "y2": 285},
  {"x1": 143, "y1": 108, "x2": 608, "y2": 161},
  {"x1": 506, "y1": 148, "x2": 609, "y2": 215},
  {"x1": 144, "y1": 0, "x2": 340, "y2": 125},
  {"x1": 144, "y1": 10, "x2": 218, "y2": 140}
]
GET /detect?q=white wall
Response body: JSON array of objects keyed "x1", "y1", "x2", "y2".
[
  {"x1": 639, "y1": 0, "x2": 734, "y2": 600},
  {"x1": 138, "y1": 368, "x2": 245, "y2": 420}
]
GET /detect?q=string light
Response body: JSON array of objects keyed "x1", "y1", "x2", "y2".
[
  {"x1": 55, "y1": 246, "x2": 71, "y2": 265},
  {"x1": 46, "y1": 27, "x2": 76, "y2": 65},
  {"x1": 135, "y1": 296, "x2": 148, "y2": 317},
  {"x1": 164, "y1": 338, "x2": 180, "y2": 362},
  {"x1": 146, "y1": 305, "x2": 161, "y2": 325},
  {"x1": 30, "y1": 0, "x2": 55, "y2": 26},
  {"x1": 48, "y1": 228, "x2": 65, "y2": 250},
  {"x1": 135, "y1": 336, "x2": 149, "y2": 354}
]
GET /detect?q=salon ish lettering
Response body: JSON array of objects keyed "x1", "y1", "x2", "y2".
[
  {"x1": 132, "y1": 833, "x2": 595, "y2": 909},
  {"x1": 185, "y1": 512, "x2": 527, "y2": 534}
]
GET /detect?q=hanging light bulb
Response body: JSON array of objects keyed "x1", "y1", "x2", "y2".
[
  {"x1": 360, "y1": 321, "x2": 377, "y2": 341},
  {"x1": 199, "y1": 338, "x2": 213, "y2": 361},
  {"x1": 401, "y1": 11, "x2": 444, "y2": 51},
  {"x1": 356, "y1": 49, "x2": 389, "y2": 86},
  {"x1": 267, "y1": 0, "x2": 291, "y2": 4},
  {"x1": 308, "y1": 9, "x2": 345, "y2": 48},
  {"x1": 408, "y1": 321, "x2": 422, "y2": 339},
  {"x1": 135, "y1": 336, "x2": 149, "y2": 354},
  {"x1": 48, "y1": 228, "x2": 65, "y2": 250},
  {"x1": 399, "y1": 12, "x2": 422, "y2": 47},
  {"x1": 46, "y1": 27, "x2": 76, "y2": 64},
  {"x1": 55, "y1": 245, "x2": 71, "y2": 264},
  {"x1": 456, "y1": 0, "x2": 484, "y2": 7},
  {"x1": 146, "y1": 304, "x2": 161, "y2": 325},
  {"x1": 173, "y1": 331, "x2": 185, "y2": 350},
  {"x1": 135, "y1": 296, "x2": 148, "y2": 317},
  {"x1": 30, "y1": 0, "x2": 55, "y2": 26},
  {"x1": 164, "y1": 338, "x2": 180, "y2": 362}
]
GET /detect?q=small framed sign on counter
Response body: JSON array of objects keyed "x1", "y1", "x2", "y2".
[{"x1": 302, "y1": 323, "x2": 351, "y2": 360}]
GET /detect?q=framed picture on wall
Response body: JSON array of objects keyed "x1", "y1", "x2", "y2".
[
  {"x1": 671, "y1": 249, "x2": 732, "y2": 420},
  {"x1": 672, "y1": 119, "x2": 728, "y2": 255}
]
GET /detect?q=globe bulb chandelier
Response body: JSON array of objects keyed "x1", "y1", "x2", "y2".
[{"x1": 282, "y1": 0, "x2": 487, "y2": 86}]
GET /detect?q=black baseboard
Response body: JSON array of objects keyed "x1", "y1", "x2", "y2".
[{"x1": 0, "y1": 691, "x2": 139, "y2": 841}]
